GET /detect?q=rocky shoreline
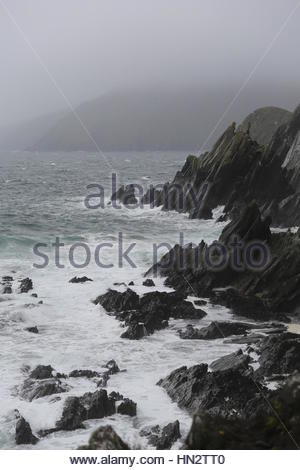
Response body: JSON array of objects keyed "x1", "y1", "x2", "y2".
[{"x1": 4, "y1": 104, "x2": 300, "y2": 450}]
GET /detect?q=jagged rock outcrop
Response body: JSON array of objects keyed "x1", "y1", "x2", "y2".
[
  {"x1": 111, "y1": 184, "x2": 138, "y2": 205},
  {"x1": 150, "y1": 203, "x2": 300, "y2": 319},
  {"x1": 255, "y1": 332, "x2": 300, "y2": 378},
  {"x1": 94, "y1": 289, "x2": 206, "y2": 339},
  {"x1": 140, "y1": 104, "x2": 300, "y2": 226},
  {"x1": 183, "y1": 373, "x2": 300, "y2": 449},
  {"x1": 157, "y1": 362, "x2": 264, "y2": 417},
  {"x1": 56, "y1": 389, "x2": 116, "y2": 431}
]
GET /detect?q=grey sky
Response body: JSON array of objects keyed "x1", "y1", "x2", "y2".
[{"x1": 0, "y1": 0, "x2": 299, "y2": 128}]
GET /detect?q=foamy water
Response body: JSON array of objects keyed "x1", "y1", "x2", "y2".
[{"x1": 0, "y1": 151, "x2": 239, "y2": 449}]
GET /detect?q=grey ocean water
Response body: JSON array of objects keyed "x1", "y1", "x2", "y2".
[{"x1": 0, "y1": 151, "x2": 236, "y2": 449}]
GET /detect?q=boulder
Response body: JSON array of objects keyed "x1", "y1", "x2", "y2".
[
  {"x1": 15, "y1": 417, "x2": 39, "y2": 445},
  {"x1": 78, "y1": 425, "x2": 130, "y2": 450},
  {"x1": 143, "y1": 279, "x2": 155, "y2": 287},
  {"x1": 117, "y1": 398, "x2": 137, "y2": 417},
  {"x1": 94, "y1": 288, "x2": 139, "y2": 312},
  {"x1": 30, "y1": 365, "x2": 54, "y2": 380}
]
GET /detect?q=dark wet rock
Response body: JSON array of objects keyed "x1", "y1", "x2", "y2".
[
  {"x1": 255, "y1": 333, "x2": 300, "y2": 378},
  {"x1": 38, "y1": 300, "x2": 43, "y2": 304},
  {"x1": 219, "y1": 202, "x2": 271, "y2": 244},
  {"x1": 113, "y1": 282, "x2": 127, "y2": 286},
  {"x1": 30, "y1": 365, "x2": 54, "y2": 380},
  {"x1": 223, "y1": 334, "x2": 265, "y2": 345},
  {"x1": 69, "y1": 369, "x2": 100, "y2": 379},
  {"x1": 19, "y1": 278, "x2": 33, "y2": 293},
  {"x1": 78, "y1": 425, "x2": 130, "y2": 450},
  {"x1": 158, "y1": 362, "x2": 264, "y2": 417},
  {"x1": 31, "y1": 293, "x2": 38, "y2": 298},
  {"x1": 94, "y1": 288, "x2": 139, "y2": 312},
  {"x1": 97, "y1": 373, "x2": 109, "y2": 387},
  {"x1": 179, "y1": 321, "x2": 256, "y2": 340},
  {"x1": 20, "y1": 378, "x2": 67, "y2": 401},
  {"x1": 141, "y1": 420, "x2": 181, "y2": 449},
  {"x1": 128, "y1": 281, "x2": 135, "y2": 286},
  {"x1": 117, "y1": 398, "x2": 137, "y2": 417},
  {"x1": 210, "y1": 350, "x2": 251, "y2": 372},
  {"x1": 184, "y1": 373, "x2": 300, "y2": 450},
  {"x1": 96, "y1": 288, "x2": 203, "y2": 339},
  {"x1": 121, "y1": 323, "x2": 148, "y2": 340},
  {"x1": 56, "y1": 389, "x2": 116, "y2": 431},
  {"x1": 2, "y1": 275, "x2": 13, "y2": 282},
  {"x1": 143, "y1": 279, "x2": 155, "y2": 287},
  {"x1": 194, "y1": 299, "x2": 207, "y2": 306},
  {"x1": 55, "y1": 397, "x2": 86, "y2": 431},
  {"x1": 24, "y1": 326, "x2": 39, "y2": 334},
  {"x1": 111, "y1": 184, "x2": 138, "y2": 205},
  {"x1": 82, "y1": 389, "x2": 116, "y2": 419},
  {"x1": 3, "y1": 285, "x2": 12, "y2": 294},
  {"x1": 109, "y1": 391, "x2": 124, "y2": 401},
  {"x1": 69, "y1": 276, "x2": 93, "y2": 283},
  {"x1": 15, "y1": 416, "x2": 39, "y2": 445},
  {"x1": 105, "y1": 360, "x2": 120, "y2": 375},
  {"x1": 150, "y1": 204, "x2": 300, "y2": 320},
  {"x1": 210, "y1": 288, "x2": 289, "y2": 322}
]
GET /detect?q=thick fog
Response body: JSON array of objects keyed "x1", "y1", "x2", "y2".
[{"x1": 0, "y1": 0, "x2": 299, "y2": 131}]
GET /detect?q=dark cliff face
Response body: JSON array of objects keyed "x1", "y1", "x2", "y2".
[{"x1": 145, "y1": 103, "x2": 300, "y2": 227}]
